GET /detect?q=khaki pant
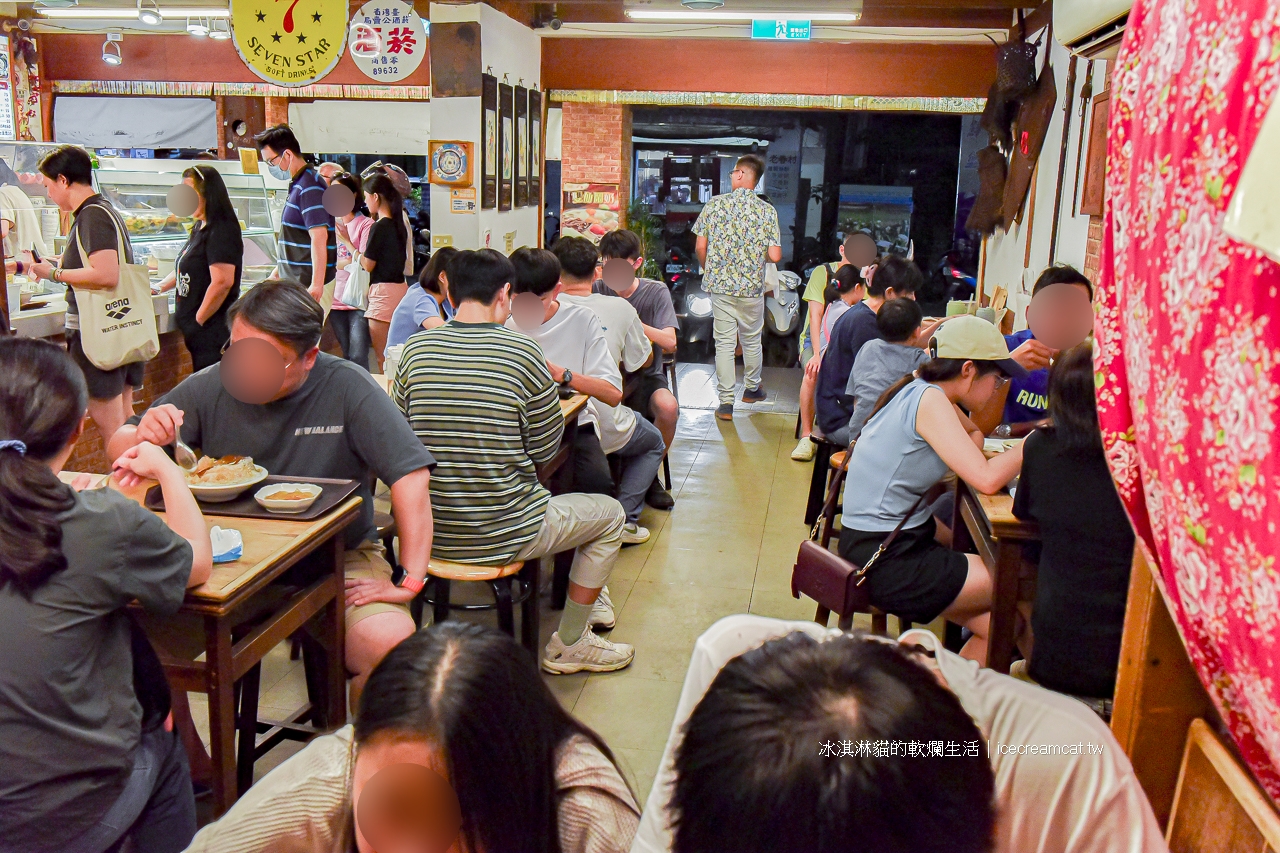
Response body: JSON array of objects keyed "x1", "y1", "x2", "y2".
[
  {"x1": 515, "y1": 493, "x2": 626, "y2": 589},
  {"x1": 711, "y1": 293, "x2": 764, "y2": 405}
]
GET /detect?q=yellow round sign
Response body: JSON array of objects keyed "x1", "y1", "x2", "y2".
[{"x1": 231, "y1": 0, "x2": 348, "y2": 87}]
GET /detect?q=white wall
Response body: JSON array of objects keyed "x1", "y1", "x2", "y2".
[
  {"x1": 428, "y1": 2, "x2": 541, "y2": 251},
  {"x1": 981, "y1": 36, "x2": 1106, "y2": 329}
]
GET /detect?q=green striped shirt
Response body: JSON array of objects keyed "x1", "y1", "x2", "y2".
[{"x1": 393, "y1": 321, "x2": 564, "y2": 564}]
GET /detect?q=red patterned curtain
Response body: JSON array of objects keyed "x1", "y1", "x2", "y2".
[{"x1": 1097, "y1": 0, "x2": 1280, "y2": 801}]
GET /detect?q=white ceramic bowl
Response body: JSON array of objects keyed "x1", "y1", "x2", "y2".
[
  {"x1": 254, "y1": 482, "x2": 323, "y2": 514},
  {"x1": 187, "y1": 465, "x2": 269, "y2": 503}
]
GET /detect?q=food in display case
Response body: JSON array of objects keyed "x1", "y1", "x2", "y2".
[{"x1": 94, "y1": 162, "x2": 280, "y2": 288}]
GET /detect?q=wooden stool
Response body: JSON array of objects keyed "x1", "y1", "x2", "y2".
[{"x1": 422, "y1": 558, "x2": 540, "y2": 654}]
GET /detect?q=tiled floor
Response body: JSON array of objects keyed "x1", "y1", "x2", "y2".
[{"x1": 188, "y1": 372, "x2": 845, "y2": 809}]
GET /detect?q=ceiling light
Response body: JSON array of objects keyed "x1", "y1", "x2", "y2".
[
  {"x1": 186, "y1": 15, "x2": 208, "y2": 34},
  {"x1": 34, "y1": 0, "x2": 80, "y2": 8},
  {"x1": 208, "y1": 18, "x2": 231, "y2": 38},
  {"x1": 681, "y1": 0, "x2": 725, "y2": 8},
  {"x1": 137, "y1": 0, "x2": 161, "y2": 24},
  {"x1": 102, "y1": 31, "x2": 123, "y2": 65},
  {"x1": 626, "y1": 10, "x2": 861, "y2": 22},
  {"x1": 37, "y1": 5, "x2": 230, "y2": 17}
]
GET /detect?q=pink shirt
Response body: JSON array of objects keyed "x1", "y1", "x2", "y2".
[{"x1": 331, "y1": 214, "x2": 372, "y2": 311}]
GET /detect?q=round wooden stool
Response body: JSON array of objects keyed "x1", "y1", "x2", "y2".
[{"x1": 422, "y1": 558, "x2": 540, "y2": 653}]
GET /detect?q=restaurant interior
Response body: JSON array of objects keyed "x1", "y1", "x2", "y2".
[{"x1": 1, "y1": 0, "x2": 1278, "y2": 851}]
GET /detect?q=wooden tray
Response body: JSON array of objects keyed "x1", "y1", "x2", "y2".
[{"x1": 145, "y1": 475, "x2": 361, "y2": 521}]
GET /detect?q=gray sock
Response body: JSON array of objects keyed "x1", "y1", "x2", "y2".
[{"x1": 557, "y1": 599, "x2": 592, "y2": 645}]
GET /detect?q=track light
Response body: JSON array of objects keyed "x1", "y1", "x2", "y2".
[
  {"x1": 186, "y1": 15, "x2": 208, "y2": 34},
  {"x1": 137, "y1": 0, "x2": 161, "y2": 24},
  {"x1": 208, "y1": 18, "x2": 231, "y2": 38},
  {"x1": 102, "y1": 31, "x2": 123, "y2": 64}
]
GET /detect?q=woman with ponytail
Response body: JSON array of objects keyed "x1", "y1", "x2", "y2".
[
  {"x1": 838, "y1": 316, "x2": 1029, "y2": 664},
  {"x1": 0, "y1": 337, "x2": 212, "y2": 853}
]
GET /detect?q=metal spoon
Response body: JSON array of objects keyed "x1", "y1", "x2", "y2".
[{"x1": 174, "y1": 436, "x2": 198, "y2": 472}]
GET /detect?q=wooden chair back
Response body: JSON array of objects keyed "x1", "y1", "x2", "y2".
[{"x1": 1166, "y1": 719, "x2": 1280, "y2": 853}]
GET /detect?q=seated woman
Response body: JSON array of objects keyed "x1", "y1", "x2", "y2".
[
  {"x1": 0, "y1": 337, "x2": 212, "y2": 853},
  {"x1": 387, "y1": 245, "x2": 457, "y2": 352},
  {"x1": 1013, "y1": 341, "x2": 1135, "y2": 706},
  {"x1": 184, "y1": 622, "x2": 641, "y2": 853},
  {"x1": 838, "y1": 316, "x2": 1027, "y2": 662}
]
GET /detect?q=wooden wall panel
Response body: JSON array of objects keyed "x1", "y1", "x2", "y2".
[{"x1": 542, "y1": 39, "x2": 997, "y2": 99}]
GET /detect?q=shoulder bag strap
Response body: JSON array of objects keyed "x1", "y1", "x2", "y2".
[
  {"x1": 851, "y1": 492, "x2": 930, "y2": 586},
  {"x1": 75, "y1": 201, "x2": 131, "y2": 268},
  {"x1": 809, "y1": 444, "x2": 855, "y2": 542}
]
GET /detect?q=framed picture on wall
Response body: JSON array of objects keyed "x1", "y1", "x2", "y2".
[
  {"x1": 529, "y1": 90, "x2": 542, "y2": 207},
  {"x1": 515, "y1": 85, "x2": 529, "y2": 207},
  {"x1": 499, "y1": 81, "x2": 514, "y2": 211},
  {"x1": 481, "y1": 73, "x2": 498, "y2": 209}
]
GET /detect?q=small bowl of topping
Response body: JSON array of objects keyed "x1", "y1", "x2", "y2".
[{"x1": 254, "y1": 483, "x2": 323, "y2": 514}]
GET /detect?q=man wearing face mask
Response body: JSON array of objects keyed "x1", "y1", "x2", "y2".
[
  {"x1": 255, "y1": 125, "x2": 336, "y2": 304},
  {"x1": 394, "y1": 249, "x2": 635, "y2": 675},
  {"x1": 108, "y1": 280, "x2": 435, "y2": 709}
]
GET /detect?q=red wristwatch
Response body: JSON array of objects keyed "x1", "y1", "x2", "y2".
[{"x1": 391, "y1": 565, "x2": 424, "y2": 594}]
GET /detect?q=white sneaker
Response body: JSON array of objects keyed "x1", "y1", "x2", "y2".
[
  {"x1": 791, "y1": 436, "x2": 817, "y2": 461},
  {"x1": 590, "y1": 586, "x2": 616, "y2": 630},
  {"x1": 542, "y1": 628, "x2": 635, "y2": 674},
  {"x1": 621, "y1": 523, "x2": 651, "y2": 545}
]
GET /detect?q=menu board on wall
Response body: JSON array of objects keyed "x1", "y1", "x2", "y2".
[
  {"x1": 231, "y1": 0, "x2": 348, "y2": 86},
  {"x1": 498, "y1": 82, "x2": 513, "y2": 211},
  {"x1": 481, "y1": 74, "x2": 498, "y2": 209},
  {"x1": 0, "y1": 37, "x2": 15, "y2": 141},
  {"x1": 515, "y1": 85, "x2": 528, "y2": 208},
  {"x1": 562, "y1": 182, "x2": 620, "y2": 244},
  {"x1": 529, "y1": 90, "x2": 542, "y2": 207}
]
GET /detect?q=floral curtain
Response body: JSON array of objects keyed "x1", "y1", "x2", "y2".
[{"x1": 1096, "y1": 0, "x2": 1280, "y2": 801}]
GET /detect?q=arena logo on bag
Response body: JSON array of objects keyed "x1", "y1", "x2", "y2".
[{"x1": 104, "y1": 298, "x2": 133, "y2": 321}]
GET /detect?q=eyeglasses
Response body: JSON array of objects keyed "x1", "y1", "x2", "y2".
[
  {"x1": 221, "y1": 338, "x2": 297, "y2": 370},
  {"x1": 994, "y1": 374, "x2": 1010, "y2": 389},
  {"x1": 263, "y1": 151, "x2": 284, "y2": 167}
]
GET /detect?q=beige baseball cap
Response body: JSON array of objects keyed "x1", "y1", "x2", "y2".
[{"x1": 928, "y1": 315, "x2": 1029, "y2": 378}]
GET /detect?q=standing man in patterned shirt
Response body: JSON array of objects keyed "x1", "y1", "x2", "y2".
[{"x1": 692, "y1": 154, "x2": 782, "y2": 420}]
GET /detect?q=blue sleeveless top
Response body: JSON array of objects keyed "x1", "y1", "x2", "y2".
[{"x1": 841, "y1": 377, "x2": 950, "y2": 532}]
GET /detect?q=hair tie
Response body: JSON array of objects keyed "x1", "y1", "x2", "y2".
[{"x1": 0, "y1": 439, "x2": 27, "y2": 456}]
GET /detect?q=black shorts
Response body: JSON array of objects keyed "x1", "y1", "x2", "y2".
[
  {"x1": 838, "y1": 521, "x2": 969, "y2": 625},
  {"x1": 67, "y1": 329, "x2": 147, "y2": 400},
  {"x1": 624, "y1": 371, "x2": 670, "y2": 419}
]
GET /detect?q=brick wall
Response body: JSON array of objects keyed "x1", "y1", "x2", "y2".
[
  {"x1": 1083, "y1": 215, "x2": 1105, "y2": 284},
  {"x1": 264, "y1": 96, "x2": 290, "y2": 128},
  {"x1": 560, "y1": 101, "x2": 632, "y2": 221},
  {"x1": 66, "y1": 331, "x2": 194, "y2": 474}
]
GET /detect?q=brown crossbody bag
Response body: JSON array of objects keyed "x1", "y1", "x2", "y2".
[{"x1": 791, "y1": 447, "x2": 927, "y2": 622}]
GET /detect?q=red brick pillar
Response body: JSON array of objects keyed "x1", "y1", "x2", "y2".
[
  {"x1": 560, "y1": 101, "x2": 633, "y2": 223},
  {"x1": 264, "y1": 96, "x2": 290, "y2": 128}
]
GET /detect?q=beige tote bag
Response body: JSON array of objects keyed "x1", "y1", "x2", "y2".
[{"x1": 71, "y1": 205, "x2": 160, "y2": 371}]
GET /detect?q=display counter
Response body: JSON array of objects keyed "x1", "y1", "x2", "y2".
[{"x1": 9, "y1": 290, "x2": 178, "y2": 339}]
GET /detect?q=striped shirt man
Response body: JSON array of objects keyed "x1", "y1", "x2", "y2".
[
  {"x1": 393, "y1": 321, "x2": 565, "y2": 563},
  {"x1": 277, "y1": 165, "x2": 336, "y2": 287}
]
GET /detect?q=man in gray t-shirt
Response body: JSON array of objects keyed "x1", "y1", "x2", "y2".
[
  {"x1": 110, "y1": 280, "x2": 436, "y2": 706},
  {"x1": 592, "y1": 229, "x2": 681, "y2": 509},
  {"x1": 845, "y1": 298, "x2": 931, "y2": 442}
]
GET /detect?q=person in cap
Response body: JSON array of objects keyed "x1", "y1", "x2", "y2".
[{"x1": 837, "y1": 315, "x2": 1030, "y2": 663}]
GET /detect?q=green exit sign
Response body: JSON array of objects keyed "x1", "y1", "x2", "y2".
[{"x1": 751, "y1": 19, "x2": 812, "y2": 40}]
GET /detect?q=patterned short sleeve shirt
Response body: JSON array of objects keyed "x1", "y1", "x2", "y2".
[{"x1": 692, "y1": 188, "x2": 781, "y2": 297}]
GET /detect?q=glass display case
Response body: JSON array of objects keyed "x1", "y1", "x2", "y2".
[{"x1": 94, "y1": 167, "x2": 279, "y2": 288}]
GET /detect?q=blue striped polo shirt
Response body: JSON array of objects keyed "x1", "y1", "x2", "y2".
[{"x1": 278, "y1": 166, "x2": 336, "y2": 286}]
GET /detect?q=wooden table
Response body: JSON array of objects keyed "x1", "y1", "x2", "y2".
[
  {"x1": 950, "y1": 480, "x2": 1040, "y2": 674},
  {"x1": 67, "y1": 474, "x2": 361, "y2": 816}
]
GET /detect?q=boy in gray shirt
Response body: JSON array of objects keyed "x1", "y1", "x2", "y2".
[{"x1": 846, "y1": 298, "x2": 930, "y2": 440}]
